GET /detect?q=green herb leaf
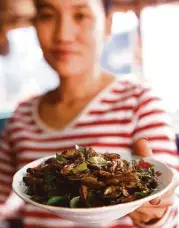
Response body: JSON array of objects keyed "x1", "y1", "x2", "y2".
[
  {"x1": 88, "y1": 156, "x2": 109, "y2": 166},
  {"x1": 47, "y1": 196, "x2": 67, "y2": 206},
  {"x1": 70, "y1": 196, "x2": 80, "y2": 208},
  {"x1": 56, "y1": 153, "x2": 67, "y2": 162},
  {"x1": 134, "y1": 191, "x2": 151, "y2": 198},
  {"x1": 75, "y1": 145, "x2": 87, "y2": 155},
  {"x1": 44, "y1": 172, "x2": 55, "y2": 185},
  {"x1": 74, "y1": 162, "x2": 88, "y2": 173}
]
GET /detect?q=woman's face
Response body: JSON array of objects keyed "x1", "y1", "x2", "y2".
[{"x1": 35, "y1": 0, "x2": 109, "y2": 77}]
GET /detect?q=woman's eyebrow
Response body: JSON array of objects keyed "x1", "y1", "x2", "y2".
[
  {"x1": 72, "y1": 3, "x2": 89, "y2": 10},
  {"x1": 36, "y1": 1, "x2": 54, "y2": 10},
  {"x1": 36, "y1": 2, "x2": 90, "y2": 11}
]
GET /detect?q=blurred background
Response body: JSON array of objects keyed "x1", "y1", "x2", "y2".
[
  {"x1": 1, "y1": 0, "x2": 179, "y2": 227},
  {"x1": 1, "y1": 0, "x2": 179, "y2": 134},
  {"x1": 1, "y1": 0, "x2": 179, "y2": 133}
]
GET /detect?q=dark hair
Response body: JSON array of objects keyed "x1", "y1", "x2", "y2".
[
  {"x1": 102, "y1": 0, "x2": 111, "y2": 14},
  {"x1": 34, "y1": 0, "x2": 111, "y2": 14}
]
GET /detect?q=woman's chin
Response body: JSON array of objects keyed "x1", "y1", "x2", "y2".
[{"x1": 54, "y1": 63, "x2": 86, "y2": 78}]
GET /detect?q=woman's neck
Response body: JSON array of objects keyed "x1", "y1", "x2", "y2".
[{"x1": 52, "y1": 70, "x2": 113, "y2": 105}]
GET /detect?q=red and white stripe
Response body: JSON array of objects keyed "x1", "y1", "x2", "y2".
[{"x1": 0, "y1": 79, "x2": 179, "y2": 228}]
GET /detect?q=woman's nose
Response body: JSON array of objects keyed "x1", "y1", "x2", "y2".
[{"x1": 54, "y1": 16, "x2": 77, "y2": 43}]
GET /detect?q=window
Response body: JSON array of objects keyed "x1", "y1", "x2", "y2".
[
  {"x1": 101, "y1": 11, "x2": 138, "y2": 75},
  {"x1": 141, "y1": 4, "x2": 179, "y2": 132},
  {"x1": 0, "y1": 27, "x2": 58, "y2": 117}
]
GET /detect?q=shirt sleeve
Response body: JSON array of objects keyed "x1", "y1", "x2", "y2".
[
  {"x1": 0, "y1": 116, "x2": 25, "y2": 217},
  {"x1": 132, "y1": 86, "x2": 179, "y2": 227},
  {"x1": 0, "y1": 118, "x2": 15, "y2": 204}
]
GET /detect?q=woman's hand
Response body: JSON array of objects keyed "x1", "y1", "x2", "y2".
[
  {"x1": 0, "y1": 192, "x2": 24, "y2": 221},
  {"x1": 0, "y1": 204, "x2": 19, "y2": 220},
  {"x1": 129, "y1": 176, "x2": 178, "y2": 225},
  {"x1": 129, "y1": 138, "x2": 179, "y2": 225}
]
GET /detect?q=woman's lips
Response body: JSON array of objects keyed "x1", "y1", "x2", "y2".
[{"x1": 52, "y1": 49, "x2": 80, "y2": 61}]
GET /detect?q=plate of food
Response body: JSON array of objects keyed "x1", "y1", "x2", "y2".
[{"x1": 12, "y1": 145, "x2": 174, "y2": 224}]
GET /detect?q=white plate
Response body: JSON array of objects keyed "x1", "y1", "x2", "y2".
[{"x1": 12, "y1": 155, "x2": 174, "y2": 224}]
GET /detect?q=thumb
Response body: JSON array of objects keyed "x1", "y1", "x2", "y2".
[
  {"x1": 149, "y1": 197, "x2": 162, "y2": 205},
  {"x1": 132, "y1": 137, "x2": 153, "y2": 157}
]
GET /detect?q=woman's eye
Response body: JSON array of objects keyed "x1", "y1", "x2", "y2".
[
  {"x1": 74, "y1": 13, "x2": 87, "y2": 22},
  {"x1": 38, "y1": 12, "x2": 54, "y2": 20}
]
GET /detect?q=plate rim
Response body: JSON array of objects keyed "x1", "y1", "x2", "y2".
[{"x1": 12, "y1": 155, "x2": 174, "y2": 213}]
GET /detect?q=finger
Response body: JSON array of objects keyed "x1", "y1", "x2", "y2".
[
  {"x1": 140, "y1": 214, "x2": 153, "y2": 223},
  {"x1": 129, "y1": 211, "x2": 143, "y2": 223},
  {"x1": 149, "y1": 196, "x2": 162, "y2": 205},
  {"x1": 132, "y1": 138, "x2": 153, "y2": 157},
  {"x1": 133, "y1": 207, "x2": 167, "y2": 223},
  {"x1": 130, "y1": 211, "x2": 153, "y2": 224},
  {"x1": 142, "y1": 197, "x2": 175, "y2": 208},
  {"x1": 154, "y1": 197, "x2": 175, "y2": 208},
  {"x1": 137, "y1": 207, "x2": 167, "y2": 219}
]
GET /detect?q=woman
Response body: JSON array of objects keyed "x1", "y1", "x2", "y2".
[{"x1": 0, "y1": 0, "x2": 179, "y2": 227}]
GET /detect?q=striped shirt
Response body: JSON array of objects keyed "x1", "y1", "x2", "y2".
[{"x1": 0, "y1": 78, "x2": 179, "y2": 228}]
